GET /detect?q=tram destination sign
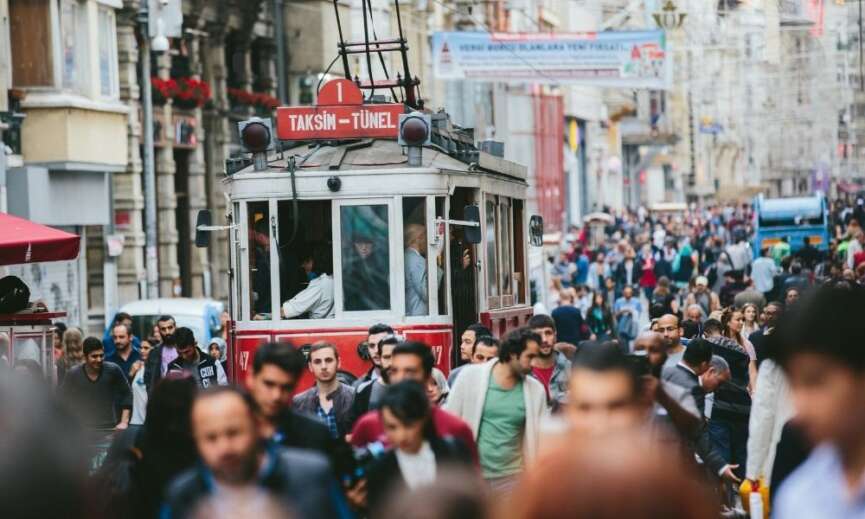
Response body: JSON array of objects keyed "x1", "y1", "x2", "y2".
[{"x1": 276, "y1": 79, "x2": 405, "y2": 141}]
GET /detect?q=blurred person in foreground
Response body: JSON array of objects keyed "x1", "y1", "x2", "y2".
[
  {"x1": 0, "y1": 374, "x2": 90, "y2": 519},
  {"x1": 379, "y1": 468, "x2": 490, "y2": 519},
  {"x1": 162, "y1": 386, "x2": 350, "y2": 519},
  {"x1": 365, "y1": 381, "x2": 474, "y2": 515},
  {"x1": 93, "y1": 375, "x2": 198, "y2": 519},
  {"x1": 506, "y1": 433, "x2": 718, "y2": 519},
  {"x1": 246, "y1": 342, "x2": 335, "y2": 457},
  {"x1": 772, "y1": 284, "x2": 865, "y2": 518},
  {"x1": 351, "y1": 342, "x2": 476, "y2": 459}
]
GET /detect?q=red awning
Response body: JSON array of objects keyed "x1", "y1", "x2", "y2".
[{"x1": 0, "y1": 213, "x2": 80, "y2": 266}]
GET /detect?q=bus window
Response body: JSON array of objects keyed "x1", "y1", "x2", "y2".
[
  {"x1": 485, "y1": 197, "x2": 499, "y2": 307},
  {"x1": 404, "y1": 197, "x2": 430, "y2": 316},
  {"x1": 248, "y1": 202, "x2": 271, "y2": 320},
  {"x1": 277, "y1": 200, "x2": 334, "y2": 318},
  {"x1": 341, "y1": 204, "x2": 390, "y2": 311}
]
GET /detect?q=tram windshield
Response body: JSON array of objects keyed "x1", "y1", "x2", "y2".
[{"x1": 341, "y1": 204, "x2": 391, "y2": 311}]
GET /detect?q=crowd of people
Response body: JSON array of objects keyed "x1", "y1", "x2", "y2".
[{"x1": 4, "y1": 198, "x2": 865, "y2": 519}]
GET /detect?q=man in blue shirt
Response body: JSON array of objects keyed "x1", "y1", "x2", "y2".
[
  {"x1": 105, "y1": 322, "x2": 140, "y2": 380},
  {"x1": 773, "y1": 285, "x2": 865, "y2": 518}
]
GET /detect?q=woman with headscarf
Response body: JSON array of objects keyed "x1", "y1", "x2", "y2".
[
  {"x1": 207, "y1": 337, "x2": 228, "y2": 374},
  {"x1": 427, "y1": 368, "x2": 450, "y2": 406}
]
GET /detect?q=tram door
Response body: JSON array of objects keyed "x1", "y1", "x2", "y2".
[{"x1": 449, "y1": 187, "x2": 479, "y2": 356}]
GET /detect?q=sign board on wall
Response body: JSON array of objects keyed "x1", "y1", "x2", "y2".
[
  {"x1": 432, "y1": 31, "x2": 672, "y2": 89},
  {"x1": 276, "y1": 79, "x2": 405, "y2": 140}
]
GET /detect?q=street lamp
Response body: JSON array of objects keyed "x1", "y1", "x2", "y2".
[
  {"x1": 653, "y1": 1, "x2": 687, "y2": 31},
  {"x1": 140, "y1": 0, "x2": 183, "y2": 299}
]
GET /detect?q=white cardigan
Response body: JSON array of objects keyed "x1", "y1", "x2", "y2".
[
  {"x1": 444, "y1": 359, "x2": 549, "y2": 463},
  {"x1": 746, "y1": 359, "x2": 795, "y2": 484}
]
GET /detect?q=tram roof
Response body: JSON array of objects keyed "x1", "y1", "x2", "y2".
[{"x1": 230, "y1": 138, "x2": 528, "y2": 182}]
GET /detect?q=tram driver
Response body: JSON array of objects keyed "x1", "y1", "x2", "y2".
[{"x1": 281, "y1": 245, "x2": 335, "y2": 319}]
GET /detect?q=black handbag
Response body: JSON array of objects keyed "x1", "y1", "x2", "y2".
[{"x1": 0, "y1": 276, "x2": 30, "y2": 314}]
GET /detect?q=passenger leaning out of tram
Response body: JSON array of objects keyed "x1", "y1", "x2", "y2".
[{"x1": 281, "y1": 245, "x2": 335, "y2": 319}]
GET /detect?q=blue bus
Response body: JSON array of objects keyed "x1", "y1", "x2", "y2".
[{"x1": 752, "y1": 194, "x2": 830, "y2": 257}]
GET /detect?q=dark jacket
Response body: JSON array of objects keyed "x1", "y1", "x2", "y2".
[
  {"x1": 366, "y1": 436, "x2": 473, "y2": 515},
  {"x1": 551, "y1": 305, "x2": 588, "y2": 345},
  {"x1": 662, "y1": 364, "x2": 727, "y2": 477},
  {"x1": 614, "y1": 259, "x2": 641, "y2": 290},
  {"x1": 274, "y1": 408, "x2": 337, "y2": 455},
  {"x1": 707, "y1": 336, "x2": 751, "y2": 422},
  {"x1": 162, "y1": 445, "x2": 350, "y2": 519},
  {"x1": 350, "y1": 380, "x2": 376, "y2": 426},
  {"x1": 167, "y1": 353, "x2": 225, "y2": 389},
  {"x1": 143, "y1": 343, "x2": 171, "y2": 394},
  {"x1": 292, "y1": 383, "x2": 356, "y2": 438}
]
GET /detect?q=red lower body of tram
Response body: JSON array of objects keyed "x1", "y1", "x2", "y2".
[
  {"x1": 230, "y1": 323, "x2": 453, "y2": 388},
  {"x1": 228, "y1": 307, "x2": 533, "y2": 389}
]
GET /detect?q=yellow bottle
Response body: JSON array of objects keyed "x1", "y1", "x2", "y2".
[{"x1": 739, "y1": 478, "x2": 770, "y2": 519}]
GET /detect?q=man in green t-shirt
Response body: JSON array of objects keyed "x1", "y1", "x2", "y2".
[{"x1": 445, "y1": 328, "x2": 549, "y2": 492}]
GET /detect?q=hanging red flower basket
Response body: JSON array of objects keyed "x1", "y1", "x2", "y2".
[
  {"x1": 151, "y1": 77, "x2": 212, "y2": 109},
  {"x1": 228, "y1": 87, "x2": 279, "y2": 111}
]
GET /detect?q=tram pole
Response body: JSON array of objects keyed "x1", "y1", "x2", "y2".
[{"x1": 139, "y1": 4, "x2": 160, "y2": 299}]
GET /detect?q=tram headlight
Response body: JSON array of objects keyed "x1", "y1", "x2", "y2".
[
  {"x1": 398, "y1": 112, "x2": 431, "y2": 147},
  {"x1": 238, "y1": 117, "x2": 274, "y2": 154}
]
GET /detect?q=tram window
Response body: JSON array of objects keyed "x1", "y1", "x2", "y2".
[
  {"x1": 277, "y1": 200, "x2": 334, "y2": 319},
  {"x1": 435, "y1": 197, "x2": 448, "y2": 315},
  {"x1": 485, "y1": 198, "x2": 499, "y2": 303},
  {"x1": 404, "y1": 197, "x2": 430, "y2": 316},
  {"x1": 341, "y1": 204, "x2": 390, "y2": 312},
  {"x1": 499, "y1": 199, "x2": 513, "y2": 302},
  {"x1": 247, "y1": 202, "x2": 271, "y2": 320},
  {"x1": 513, "y1": 200, "x2": 527, "y2": 304}
]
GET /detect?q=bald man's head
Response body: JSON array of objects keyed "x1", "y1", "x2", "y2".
[
  {"x1": 633, "y1": 331, "x2": 667, "y2": 370},
  {"x1": 656, "y1": 314, "x2": 682, "y2": 349}
]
